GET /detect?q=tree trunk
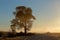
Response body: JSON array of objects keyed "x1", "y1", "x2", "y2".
[{"x1": 24, "y1": 26, "x2": 27, "y2": 35}]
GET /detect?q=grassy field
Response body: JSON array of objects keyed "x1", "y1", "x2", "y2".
[{"x1": 0, "y1": 32, "x2": 60, "y2": 40}]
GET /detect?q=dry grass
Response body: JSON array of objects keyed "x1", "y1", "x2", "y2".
[{"x1": 0, "y1": 32, "x2": 60, "y2": 40}]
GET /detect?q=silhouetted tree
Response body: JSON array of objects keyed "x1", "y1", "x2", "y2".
[{"x1": 10, "y1": 6, "x2": 36, "y2": 34}]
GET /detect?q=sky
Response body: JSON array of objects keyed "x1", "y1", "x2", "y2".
[{"x1": 0, "y1": 0, "x2": 60, "y2": 33}]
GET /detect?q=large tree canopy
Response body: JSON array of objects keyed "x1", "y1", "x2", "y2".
[{"x1": 10, "y1": 6, "x2": 36, "y2": 34}]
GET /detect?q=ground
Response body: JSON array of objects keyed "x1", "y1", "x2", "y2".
[{"x1": 0, "y1": 32, "x2": 60, "y2": 40}]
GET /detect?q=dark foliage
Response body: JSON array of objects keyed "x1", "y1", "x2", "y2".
[{"x1": 0, "y1": 32, "x2": 3, "y2": 37}]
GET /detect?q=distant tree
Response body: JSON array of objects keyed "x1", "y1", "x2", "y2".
[{"x1": 10, "y1": 6, "x2": 36, "y2": 34}]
